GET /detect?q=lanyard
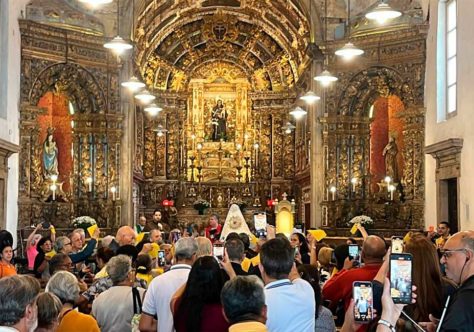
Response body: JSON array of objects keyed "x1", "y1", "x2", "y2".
[{"x1": 266, "y1": 281, "x2": 292, "y2": 290}]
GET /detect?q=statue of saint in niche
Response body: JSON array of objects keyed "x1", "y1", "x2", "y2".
[
  {"x1": 382, "y1": 136, "x2": 398, "y2": 181},
  {"x1": 43, "y1": 128, "x2": 59, "y2": 178},
  {"x1": 211, "y1": 99, "x2": 227, "y2": 141}
]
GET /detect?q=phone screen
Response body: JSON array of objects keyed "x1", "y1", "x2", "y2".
[
  {"x1": 348, "y1": 244, "x2": 359, "y2": 259},
  {"x1": 213, "y1": 244, "x2": 224, "y2": 260},
  {"x1": 391, "y1": 237, "x2": 404, "y2": 254},
  {"x1": 158, "y1": 250, "x2": 166, "y2": 267},
  {"x1": 254, "y1": 213, "x2": 267, "y2": 238},
  {"x1": 353, "y1": 281, "x2": 374, "y2": 323},
  {"x1": 390, "y1": 253, "x2": 413, "y2": 304}
]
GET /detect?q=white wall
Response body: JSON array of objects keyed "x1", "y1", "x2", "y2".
[
  {"x1": 425, "y1": 0, "x2": 474, "y2": 231},
  {"x1": 0, "y1": 0, "x2": 30, "y2": 244}
]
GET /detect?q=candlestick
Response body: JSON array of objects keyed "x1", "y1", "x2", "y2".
[
  {"x1": 111, "y1": 186, "x2": 117, "y2": 201},
  {"x1": 50, "y1": 184, "x2": 57, "y2": 201},
  {"x1": 86, "y1": 177, "x2": 93, "y2": 192},
  {"x1": 351, "y1": 177, "x2": 357, "y2": 192},
  {"x1": 389, "y1": 184, "x2": 395, "y2": 201},
  {"x1": 384, "y1": 176, "x2": 391, "y2": 191}
]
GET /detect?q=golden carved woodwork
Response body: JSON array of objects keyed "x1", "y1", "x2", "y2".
[{"x1": 18, "y1": 20, "x2": 123, "y2": 231}]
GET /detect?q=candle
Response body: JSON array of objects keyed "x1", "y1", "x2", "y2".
[
  {"x1": 50, "y1": 174, "x2": 58, "y2": 183},
  {"x1": 86, "y1": 177, "x2": 93, "y2": 192},
  {"x1": 330, "y1": 186, "x2": 336, "y2": 200},
  {"x1": 111, "y1": 186, "x2": 117, "y2": 201},
  {"x1": 384, "y1": 176, "x2": 391, "y2": 192},
  {"x1": 389, "y1": 185, "x2": 395, "y2": 200},
  {"x1": 50, "y1": 184, "x2": 57, "y2": 201},
  {"x1": 351, "y1": 177, "x2": 357, "y2": 192}
]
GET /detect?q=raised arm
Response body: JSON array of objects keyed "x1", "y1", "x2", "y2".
[{"x1": 26, "y1": 224, "x2": 42, "y2": 249}]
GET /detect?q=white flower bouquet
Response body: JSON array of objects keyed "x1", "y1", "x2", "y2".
[
  {"x1": 348, "y1": 215, "x2": 374, "y2": 226},
  {"x1": 72, "y1": 216, "x2": 97, "y2": 230}
]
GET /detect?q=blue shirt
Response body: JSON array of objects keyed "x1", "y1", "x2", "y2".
[{"x1": 264, "y1": 278, "x2": 315, "y2": 332}]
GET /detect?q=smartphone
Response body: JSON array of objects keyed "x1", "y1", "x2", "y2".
[
  {"x1": 254, "y1": 212, "x2": 267, "y2": 238},
  {"x1": 348, "y1": 244, "x2": 359, "y2": 260},
  {"x1": 391, "y1": 236, "x2": 404, "y2": 254},
  {"x1": 353, "y1": 281, "x2": 374, "y2": 323},
  {"x1": 213, "y1": 244, "x2": 224, "y2": 260},
  {"x1": 171, "y1": 231, "x2": 181, "y2": 243},
  {"x1": 294, "y1": 246, "x2": 300, "y2": 257},
  {"x1": 41, "y1": 221, "x2": 51, "y2": 229},
  {"x1": 158, "y1": 250, "x2": 166, "y2": 267},
  {"x1": 390, "y1": 253, "x2": 413, "y2": 304}
]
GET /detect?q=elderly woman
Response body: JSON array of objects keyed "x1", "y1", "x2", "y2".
[
  {"x1": 35, "y1": 292, "x2": 62, "y2": 332},
  {"x1": 45, "y1": 271, "x2": 100, "y2": 332},
  {"x1": 92, "y1": 255, "x2": 146, "y2": 332}
]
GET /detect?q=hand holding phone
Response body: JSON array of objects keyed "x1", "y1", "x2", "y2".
[
  {"x1": 390, "y1": 253, "x2": 413, "y2": 304},
  {"x1": 353, "y1": 281, "x2": 374, "y2": 323},
  {"x1": 158, "y1": 250, "x2": 166, "y2": 267},
  {"x1": 213, "y1": 243, "x2": 224, "y2": 260}
]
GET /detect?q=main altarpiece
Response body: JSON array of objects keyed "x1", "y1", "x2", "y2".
[{"x1": 16, "y1": 0, "x2": 427, "y2": 238}]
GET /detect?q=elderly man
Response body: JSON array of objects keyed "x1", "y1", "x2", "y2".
[
  {"x1": 420, "y1": 231, "x2": 474, "y2": 331},
  {"x1": 136, "y1": 215, "x2": 147, "y2": 234},
  {"x1": 221, "y1": 275, "x2": 268, "y2": 332},
  {"x1": 139, "y1": 237, "x2": 198, "y2": 332},
  {"x1": 322, "y1": 235, "x2": 386, "y2": 312},
  {"x1": 69, "y1": 229, "x2": 86, "y2": 254},
  {"x1": 149, "y1": 229, "x2": 162, "y2": 245},
  {"x1": 55, "y1": 226, "x2": 100, "y2": 264},
  {"x1": 259, "y1": 238, "x2": 315, "y2": 332},
  {"x1": 0, "y1": 275, "x2": 40, "y2": 332}
]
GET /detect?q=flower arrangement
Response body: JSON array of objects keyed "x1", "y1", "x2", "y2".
[
  {"x1": 348, "y1": 215, "x2": 374, "y2": 226},
  {"x1": 193, "y1": 197, "x2": 210, "y2": 215},
  {"x1": 72, "y1": 216, "x2": 97, "y2": 230}
]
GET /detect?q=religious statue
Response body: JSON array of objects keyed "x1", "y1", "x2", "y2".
[
  {"x1": 211, "y1": 99, "x2": 227, "y2": 141},
  {"x1": 43, "y1": 127, "x2": 59, "y2": 178},
  {"x1": 382, "y1": 136, "x2": 398, "y2": 181}
]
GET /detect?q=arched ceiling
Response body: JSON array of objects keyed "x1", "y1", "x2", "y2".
[{"x1": 134, "y1": 0, "x2": 314, "y2": 92}]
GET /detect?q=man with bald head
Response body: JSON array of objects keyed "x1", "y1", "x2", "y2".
[
  {"x1": 114, "y1": 226, "x2": 136, "y2": 248},
  {"x1": 322, "y1": 235, "x2": 386, "y2": 312},
  {"x1": 421, "y1": 231, "x2": 474, "y2": 331}
]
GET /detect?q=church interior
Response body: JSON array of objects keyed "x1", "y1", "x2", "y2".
[{"x1": 1, "y1": 0, "x2": 472, "y2": 246}]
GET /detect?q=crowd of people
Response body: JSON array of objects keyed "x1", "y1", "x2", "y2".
[{"x1": 0, "y1": 212, "x2": 473, "y2": 332}]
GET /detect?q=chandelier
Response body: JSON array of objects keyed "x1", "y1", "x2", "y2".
[
  {"x1": 144, "y1": 103, "x2": 162, "y2": 117},
  {"x1": 290, "y1": 106, "x2": 307, "y2": 120},
  {"x1": 134, "y1": 90, "x2": 156, "y2": 104},
  {"x1": 335, "y1": 0, "x2": 364, "y2": 60},
  {"x1": 103, "y1": 0, "x2": 132, "y2": 55},
  {"x1": 365, "y1": 1, "x2": 402, "y2": 24}
]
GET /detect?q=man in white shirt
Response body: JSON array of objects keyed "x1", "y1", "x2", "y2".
[
  {"x1": 259, "y1": 238, "x2": 315, "y2": 332},
  {"x1": 139, "y1": 237, "x2": 198, "y2": 332}
]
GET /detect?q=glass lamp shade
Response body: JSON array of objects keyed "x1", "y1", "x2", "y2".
[
  {"x1": 144, "y1": 104, "x2": 162, "y2": 116},
  {"x1": 365, "y1": 2, "x2": 402, "y2": 24},
  {"x1": 103, "y1": 36, "x2": 133, "y2": 55},
  {"x1": 314, "y1": 69, "x2": 338, "y2": 86},
  {"x1": 79, "y1": 0, "x2": 113, "y2": 5},
  {"x1": 299, "y1": 91, "x2": 321, "y2": 104},
  {"x1": 335, "y1": 42, "x2": 364, "y2": 60},
  {"x1": 154, "y1": 125, "x2": 168, "y2": 137},
  {"x1": 289, "y1": 106, "x2": 307, "y2": 120},
  {"x1": 134, "y1": 90, "x2": 156, "y2": 104},
  {"x1": 282, "y1": 122, "x2": 296, "y2": 134},
  {"x1": 121, "y1": 76, "x2": 146, "y2": 92}
]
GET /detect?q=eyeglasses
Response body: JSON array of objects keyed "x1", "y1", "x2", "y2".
[
  {"x1": 440, "y1": 248, "x2": 469, "y2": 259},
  {"x1": 64, "y1": 242, "x2": 72, "y2": 246}
]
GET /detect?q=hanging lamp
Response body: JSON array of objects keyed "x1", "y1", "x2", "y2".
[
  {"x1": 134, "y1": 90, "x2": 155, "y2": 104},
  {"x1": 282, "y1": 122, "x2": 296, "y2": 134},
  {"x1": 315, "y1": 0, "x2": 338, "y2": 85},
  {"x1": 154, "y1": 124, "x2": 168, "y2": 137},
  {"x1": 79, "y1": 0, "x2": 113, "y2": 6},
  {"x1": 104, "y1": 0, "x2": 132, "y2": 55},
  {"x1": 335, "y1": 0, "x2": 364, "y2": 60},
  {"x1": 365, "y1": 1, "x2": 402, "y2": 24},
  {"x1": 144, "y1": 103, "x2": 162, "y2": 116},
  {"x1": 290, "y1": 106, "x2": 307, "y2": 120}
]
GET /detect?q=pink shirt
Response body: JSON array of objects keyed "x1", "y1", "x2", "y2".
[{"x1": 27, "y1": 245, "x2": 38, "y2": 270}]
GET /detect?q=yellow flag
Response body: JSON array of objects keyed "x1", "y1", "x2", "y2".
[
  {"x1": 136, "y1": 232, "x2": 146, "y2": 244},
  {"x1": 149, "y1": 243, "x2": 160, "y2": 258},
  {"x1": 45, "y1": 250, "x2": 56, "y2": 258},
  {"x1": 308, "y1": 229, "x2": 327, "y2": 242},
  {"x1": 350, "y1": 223, "x2": 359, "y2": 235},
  {"x1": 87, "y1": 224, "x2": 98, "y2": 238}
]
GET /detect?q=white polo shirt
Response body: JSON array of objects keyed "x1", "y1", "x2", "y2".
[
  {"x1": 264, "y1": 278, "x2": 315, "y2": 332},
  {"x1": 142, "y1": 264, "x2": 192, "y2": 332}
]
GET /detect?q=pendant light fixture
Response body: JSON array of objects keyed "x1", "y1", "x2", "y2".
[
  {"x1": 365, "y1": 1, "x2": 402, "y2": 24},
  {"x1": 79, "y1": 0, "x2": 113, "y2": 6},
  {"x1": 121, "y1": 0, "x2": 146, "y2": 92},
  {"x1": 144, "y1": 103, "x2": 163, "y2": 117},
  {"x1": 299, "y1": 0, "x2": 321, "y2": 104},
  {"x1": 314, "y1": 0, "x2": 338, "y2": 85},
  {"x1": 134, "y1": 89, "x2": 156, "y2": 104},
  {"x1": 154, "y1": 124, "x2": 168, "y2": 137},
  {"x1": 290, "y1": 106, "x2": 307, "y2": 120},
  {"x1": 335, "y1": 0, "x2": 364, "y2": 60},
  {"x1": 282, "y1": 122, "x2": 296, "y2": 134},
  {"x1": 104, "y1": 0, "x2": 132, "y2": 55}
]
